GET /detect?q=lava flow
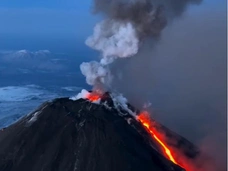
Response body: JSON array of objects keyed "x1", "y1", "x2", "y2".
[{"x1": 137, "y1": 111, "x2": 181, "y2": 166}]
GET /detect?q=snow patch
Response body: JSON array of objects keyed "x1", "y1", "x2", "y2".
[
  {"x1": 103, "y1": 101, "x2": 113, "y2": 110},
  {"x1": 26, "y1": 104, "x2": 48, "y2": 125},
  {"x1": 27, "y1": 111, "x2": 41, "y2": 124}
]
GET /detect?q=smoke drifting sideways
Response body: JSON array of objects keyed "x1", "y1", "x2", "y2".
[
  {"x1": 110, "y1": 4, "x2": 227, "y2": 171},
  {"x1": 80, "y1": 0, "x2": 202, "y2": 90},
  {"x1": 78, "y1": 0, "x2": 226, "y2": 171}
]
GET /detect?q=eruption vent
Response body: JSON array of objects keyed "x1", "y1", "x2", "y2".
[
  {"x1": 70, "y1": 89, "x2": 102, "y2": 103},
  {"x1": 71, "y1": 91, "x2": 205, "y2": 171},
  {"x1": 76, "y1": 0, "x2": 205, "y2": 170}
]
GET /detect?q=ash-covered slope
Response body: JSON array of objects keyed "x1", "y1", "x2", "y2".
[{"x1": 0, "y1": 94, "x2": 197, "y2": 171}]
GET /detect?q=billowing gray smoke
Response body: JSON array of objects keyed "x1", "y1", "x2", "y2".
[
  {"x1": 92, "y1": 0, "x2": 203, "y2": 38},
  {"x1": 79, "y1": 0, "x2": 226, "y2": 170},
  {"x1": 93, "y1": 0, "x2": 167, "y2": 39},
  {"x1": 107, "y1": 2, "x2": 227, "y2": 171},
  {"x1": 80, "y1": 0, "x2": 202, "y2": 89}
]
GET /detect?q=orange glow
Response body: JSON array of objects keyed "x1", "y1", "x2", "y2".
[
  {"x1": 86, "y1": 92, "x2": 101, "y2": 102},
  {"x1": 137, "y1": 111, "x2": 178, "y2": 165}
]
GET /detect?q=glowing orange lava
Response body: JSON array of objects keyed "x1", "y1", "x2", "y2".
[
  {"x1": 86, "y1": 92, "x2": 101, "y2": 102},
  {"x1": 137, "y1": 111, "x2": 178, "y2": 165}
]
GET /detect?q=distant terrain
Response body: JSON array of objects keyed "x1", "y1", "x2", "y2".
[{"x1": 0, "y1": 49, "x2": 92, "y2": 128}]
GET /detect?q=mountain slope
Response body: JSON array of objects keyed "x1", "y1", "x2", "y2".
[{"x1": 0, "y1": 95, "x2": 196, "y2": 171}]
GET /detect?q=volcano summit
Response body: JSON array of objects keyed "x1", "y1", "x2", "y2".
[{"x1": 0, "y1": 91, "x2": 202, "y2": 171}]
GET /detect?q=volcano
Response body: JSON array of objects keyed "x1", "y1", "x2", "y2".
[{"x1": 0, "y1": 91, "x2": 200, "y2": 171}]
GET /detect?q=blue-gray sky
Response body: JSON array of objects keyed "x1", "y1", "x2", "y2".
[
  {"x1": 0, "y1": 0, "x2": 226, "y2": 52},
  {"x1": 0, "y1": 0, "x2": 99, "y2": 52}
]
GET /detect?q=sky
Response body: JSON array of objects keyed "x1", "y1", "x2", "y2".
[
  {"x1": 0, "y1": 0, "x2": 226, "y2": 53},
  {"x1": 0, "y1": 0, "x2": 98, "y2": 53}
]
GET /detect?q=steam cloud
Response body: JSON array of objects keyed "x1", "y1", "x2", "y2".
[
  {"x1": 80, "y1": 0, "x2": 202, "y2": 89},
  {"x1": 79, "y1": 0, "x2": 226, "y2": 171},
  {"x1": 78, "y1": 0, "x2": 226, "y2": 170},
  {"x1": 107, "y1": 3, "x2": 226, "y2": 171}
]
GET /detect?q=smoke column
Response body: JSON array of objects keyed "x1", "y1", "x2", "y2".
[
  {"x1": 80, "y1": 0, "x2": 202, "y2": 90},
  {"x1": 77, "y1": 0, "x2": 227, "y2": 170},
  {"x1": 104, "y1": 1, "x2": 226, "y2": 171},
  {"x1": 79, "y1": 0, "x2": 227, "y2": 171}
]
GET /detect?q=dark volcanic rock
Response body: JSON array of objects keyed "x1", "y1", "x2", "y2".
[{"x1": 0, "y1": 97, "x2": 190, "y2": 171}]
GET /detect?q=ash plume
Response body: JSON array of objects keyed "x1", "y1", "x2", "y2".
[
  {"x1": 78, "y1": 0, "x2": 227, "y2": 170},
  {"x1": 80, "y1": 0, "x2": 202, "y2": 88},
  {"x1": 108, "y1": 3, "x2": 227, "y2": 171},
  {"x1": 92, "y1": 0, "x2": 201, "y2": 39}
]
